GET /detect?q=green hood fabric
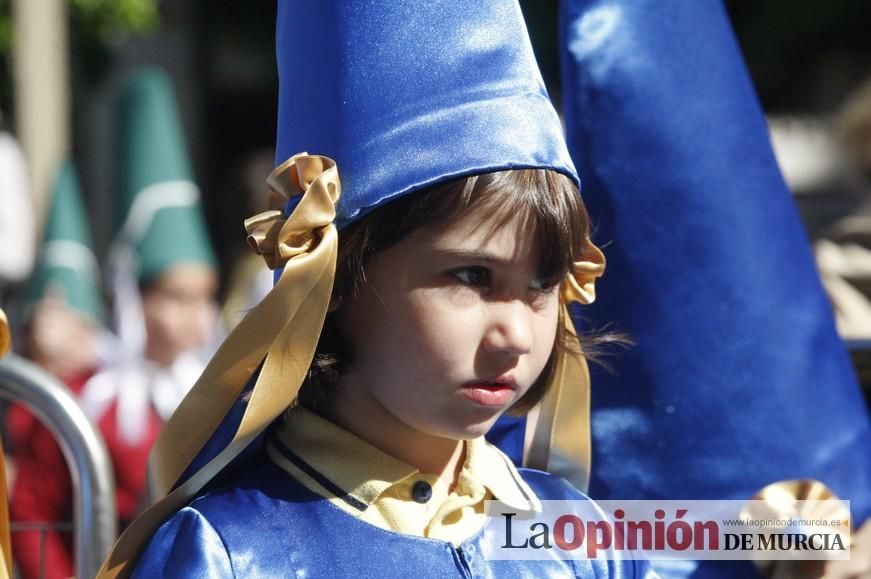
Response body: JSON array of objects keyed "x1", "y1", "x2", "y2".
[
  {"x1": 27, "y1": 160, "x2": 104, "y2": 321},
  {"x1": 115, "y1": 68, "x2": 216, "y2": 282}
]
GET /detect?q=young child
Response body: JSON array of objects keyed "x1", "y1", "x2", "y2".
[
  {"x1": 99, "y1": 1, "x2": 653, "y2": 577},
  {"x1": 78, "y1": 68, "x2": 218, "y2": 532},
  {"x1": 8, "y1": 160, "x2": 106, "y2": 579}
]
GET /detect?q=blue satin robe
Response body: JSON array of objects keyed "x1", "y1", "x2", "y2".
[{"x1": 133, "y1": 453, "x2": 654, "y2": 578}]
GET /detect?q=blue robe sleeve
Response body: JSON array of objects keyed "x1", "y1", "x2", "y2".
[{"x1": 132, "y1": 507, "x2": 234, "y2": 578}]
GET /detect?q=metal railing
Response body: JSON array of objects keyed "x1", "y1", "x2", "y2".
[
  {"x1": 0, "y1": 355, "x2": 116, "y2": 579},
  {"x1": 7, "y1": 521, "x2": 73, "y2": 579}
]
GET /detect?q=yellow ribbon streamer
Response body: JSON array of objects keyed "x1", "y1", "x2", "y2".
[
  {"x1": 97, "y1": 153, "x2": 341, "y2": 578},
  {"x1": 526, "y1": 238, "x2": 606, "y2": 491},
  {"x1": 1, "y1": 309, "x2": 12, "y2": 579},
  {"x1": 0, "y1": 437, "x2": 11, "y2": 579},
  {"x1": 0, "y1": 309, "x2": 9, "y2": 359}
]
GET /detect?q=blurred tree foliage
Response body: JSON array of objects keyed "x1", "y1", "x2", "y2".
[
  {"x1": 0, "y1": 0, "x2": 160, "y2": 117},
  {"x1": 0, "y1": 0, "x2": 158, "y2": 55},
  {"x1": 0, "y1": 0, "x2": 9, "y2": 55}
]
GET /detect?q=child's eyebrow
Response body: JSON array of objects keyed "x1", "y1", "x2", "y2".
[{"x1": 432, "y1": 249, "x2": 511, "y2": 265}]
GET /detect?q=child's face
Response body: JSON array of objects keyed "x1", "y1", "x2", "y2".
[
  {"x1": 142, "y1": 263, "x2": 218, "y2": 367},
  {"x1": 334, "y1": 200, "x2": 560, "y2": 444}
]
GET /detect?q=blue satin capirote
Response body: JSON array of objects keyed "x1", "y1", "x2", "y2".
[
  {"x1": 132, "y1": 453, "x2": 654, "y2": 578},
  {"x1": 275, "y1": 0, "x2": 578, "y2": 228},
  {"x1": 556, "y1": 0, "x2": 871, "y2": 576}
]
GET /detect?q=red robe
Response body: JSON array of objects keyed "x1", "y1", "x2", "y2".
[
  {"x1": 9, "y1": 373, "x2": 162, "y2": 579},
  {"x1": 8, "y1": 371, "x2": 90, "y2": 579}
]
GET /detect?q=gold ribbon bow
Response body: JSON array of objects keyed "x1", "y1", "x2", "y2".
[
  {"x1": 244, "y1": 154, "x2": 339, "y2": 270},
  {"x1": 561, "y1": 241, "x2": 606, "y2": 305},
  {"x1": 97, "y1": 153, "x2": 341, "y2": 578},
  {"x1": 742, "y1": 479, "x2": 855, "y2": 579},
  {"x1": 525, "y1": 237, "x2": 606, "y2": 491},
  {"x1": 0, "y1": 309, "x2": 9, "y2": 359}
]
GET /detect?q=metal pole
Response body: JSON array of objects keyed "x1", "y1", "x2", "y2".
[{"x1": 0, "y1": 355, "x2": 117, "y2": 579}]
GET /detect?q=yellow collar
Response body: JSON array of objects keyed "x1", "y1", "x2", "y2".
[{"x1": 268, "y1": 406, "x2": 540, "y2": 514}]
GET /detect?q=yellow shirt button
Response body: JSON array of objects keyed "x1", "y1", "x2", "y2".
[{"x1": 411, "y1": 480, "x2": 433, "y2": 503}]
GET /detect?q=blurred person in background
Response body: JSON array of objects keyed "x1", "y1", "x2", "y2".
[
  {"x1": 73, "y1": 67, "x2": 218, "y2": 561},
  {"x1": 813, "y1": 78, "x2": 871, "y2": 340},
  {"x1": 7, "y1": 160, "x2": 109, "y2": 579}
]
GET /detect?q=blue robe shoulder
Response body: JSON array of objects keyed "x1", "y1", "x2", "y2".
[{"x1": 133, "y1": 454, "x2": 655, "y2": 578}]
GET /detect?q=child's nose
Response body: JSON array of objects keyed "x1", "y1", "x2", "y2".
[{"x1": 482, "y1": 300, "x2": 533, "y2": 357}]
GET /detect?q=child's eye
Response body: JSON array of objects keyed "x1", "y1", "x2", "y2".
[
  {"x1": 451, "y1": 266, "x2": 490, "y2": 287},
  {"x1": 529, "y1": 277, "x2": 559, "y2": 292}
]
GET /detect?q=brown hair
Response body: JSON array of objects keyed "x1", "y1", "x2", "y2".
[{"x1": 302, "y1": 168, "x2": 605, "y2": 414}]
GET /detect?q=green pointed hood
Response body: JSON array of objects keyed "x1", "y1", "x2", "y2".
[
  {"x1": 28, "y1": 160, "x2": 104, "y2": 321},
  {"x1": 115, "y1": 67, "x2": 217, "y2": 282}
]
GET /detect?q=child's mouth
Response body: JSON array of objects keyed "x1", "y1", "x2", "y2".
[{"x1": 461, "y1": 380, "x2": 516, "y2": 407}]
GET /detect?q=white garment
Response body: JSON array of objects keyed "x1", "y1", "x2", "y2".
[
  {"x1": 79, "y1": 351, "x2": 206, "y2": 445},
  {"x1": 0, "y1": 131, "x2": 36, "y2": 284},
  {"x1": 815, "y1": 238, "x2": 871, "y2": 339}
]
